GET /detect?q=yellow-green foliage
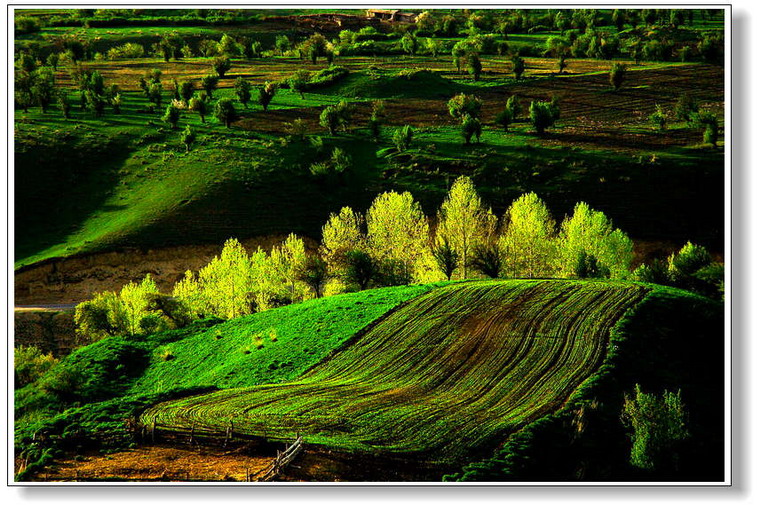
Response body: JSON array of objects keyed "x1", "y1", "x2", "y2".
[
  {"x1": 499, "y1": 192, "x2": 558, "y2": 278},
  {"x1": 556, "y1": 202, "x2": 634, "y2": 279},
  {"x1": 366, "y1": 191, "x2": 432, "y2": 283},
  {"x1": 15, "y1": 346, "x2": 58, "y2": 389},
  {"x1": 436, "y1": 176, "x2": 497, "y2": 279},
  {"x1": 74, "y1": 274, "x2": 166, "y2": 341},
  {"x1": 320, "y1": 206, "x2": 365, "y2": 273}
]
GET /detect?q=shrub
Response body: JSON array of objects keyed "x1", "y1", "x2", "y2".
[
  {"x1": 621, "y1": 385, "x2": 689, "y2": 471},
  {"x1": 432, "y1": 240, "x2": 459, "y2": 281},
  {"x1": 573, "y1": 251, "x2": 611, "y2": 278},
  {"x1": 674, "y1": 93, "x2": 698, "y2": 122},
  {"x1": 649, "y1": 104, "x2": 667, "y2": 131},
  {"x1": 471, "y1": 242, "x2": 502, "y2": 278},
  {"x1": 392, "y1": 125, "x2": 414, "y2": 152},
  {"x1": 15, "y1": 346, "x2": 58, "y2": 388},
  {"x1": 106, "y1": 42, "x2": 145, "y2": 59},
  {"x1": 181, "y1": 125, "x2": 196, "y2": 152},
  {"x1": 342, "y1": 250, "x2": 379, "y2": 291}
]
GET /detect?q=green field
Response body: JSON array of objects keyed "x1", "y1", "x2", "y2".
[{"x1": 142, "y1": 280, "x2": 648, "y2": 462}]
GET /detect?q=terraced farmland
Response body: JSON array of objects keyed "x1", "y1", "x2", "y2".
[{"x1": 142, "y1": 280, "x2": 649, "y2": 463}]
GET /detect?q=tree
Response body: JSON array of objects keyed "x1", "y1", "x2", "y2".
[
  {"x1": 214, "y1": 98, "x2": 238, "y2": 128},
  {"x1": 319, "y1": 105, "x2": 340, "y2": 135},
  {"x1": 545, "y1": 36, "x2": 570, "y2": 73},
  {"x1": 466, "y1": 53, "x2": 482, "y2": 81},
  {"x1": 556, "y1": 201, "x2": 634, "y2": 279},
  {"x1": 425, "y1": 37, "x2": 442, "y2": 58},
  {"x1": 189, "y1": 91, "x2": 210, "y2": 122},
  {"x1": 251, "y1": 41, "x2": 263, "y2": 58},
  {"x1": 494, "y1": 107, "x2": 513, "y2": 131},
  {"x1": 320, "y1": 206, "x2": 365, "y2": 274},
  {"x1": 343, "y1": 250, "x2": 378, "y2": 291},
  {"x1": 499, "y1": 192, "x2": 558, "y2": 278},
  {"x1": 234, "y1": 77, "x2": 252, "y2": 108},
  {"x1": 690, "y1": 110, "x2": 719, "y2": 147},
  {"x1": 257, "y1": 81, "x2": 277, "y2": 111},
  {"x1": 297, "y1": 255, "x2": 329, "y2": 298},
  {"x1": 194, "y1": 238, "x2": 254, "y2": 319},
  {"x1": 436, "y1": 176, "x2": 496, "y2": 279},
  {"x1": 471, "y1": 241, "x2": 503, "y2": 278},
  {"x1": 506, "y1": 95, "x2": 522, "y2": 120},
  {"x1": 401, "y1": 32, "x2": 419, "y2": 56},
  {"x1": 610, "y1": 62, "x2": 627, "y2": 90},
  {"x1": 393, "y1": 125, "x2": 414, "y2": 152},
  {"x1": 674, "y1": 93, "x2": 698, "y2": 122},
  {"x1": 200, "y1": 74, "x2": 218, "y2": 98},
  {"x1": 147, "y1": 82, "x2": 163, "y2": 109},
  {"x1": 612, "y1": 9, "x2": 626, "y2": 30},
  {"x1": 271, "y1": 233, "x2": 309, "y2": 302},
  {"x1": 448, "y1": 93, "x2": 482, "y2": 119},
  {"x1": 288, "y1": 69, "x2": 311, "y2": 99},
  {"x1": 574, "y1": 251, "x2": 611, "y2": 278},
  {"x1": 432, "y1": 239, "x2": 459, "y2": 281},
  {"x1": 162, "y1": 103, "x2": 181, "y2": 129},
  {"x1": 365, "y1": 191, "x2": 429, "y2": 282},
  {"x1": 218, "y1": 33, "x2": 238, "y2": 56},
  {"x1": 84, "y1": 90, "x2": 106, "y2": 117},
  {"x1": 31, "y1": 67, "x2": 56, "y2": 113},
  {"x1": 512, "y1": 55, "x2": 526, "y2": 80},
  {"x1": 300, "y1": 33, "x2": 327, "y2": 62},
  {"x1": 212, "y1": 55, "x2": 232, "y2": 78},
  {"x1": 667, "y1": 241, "x2": 712, "y2": 286},
  {"x1": 181, "y1": 125, "x2": 196, "y2": 152},
  {"x1": 529, "y1": 100, "x2": 558, "y2": 135},
  {"x1": 461, "y1": 115, "x2": 482, "y2": 144},
  {"x1": 275, "y1": 34, "x2": 291, "y2": 56},
  {"x1": 178, "y1": 80, "x2": 195, "y2": 103},
  {"x1": 621, "y1": 385, "x2": 689, "y2": 471},
  {"x1": 57, "y1": 92, "x2": 71, "y2": 119}
]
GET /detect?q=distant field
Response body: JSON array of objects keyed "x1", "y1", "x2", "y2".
[{"x1": 142, "y1": 280, "x2": 649, "y2": 463}]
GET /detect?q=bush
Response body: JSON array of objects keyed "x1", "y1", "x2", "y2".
[
  {"x1": 15, "y1": 346, "x2": 58, "y2": 389},
  {"x1": 106, "y1": 42, "x2": 144, "y2": 59},
  {"x1": 649, "y1": 104, "x2": 667, "y2": 131},
  {"x1": 392, "y1": 125, "x2": 414, "y2": 152},
  {"x1": 162, "y1": 103, "x2": 181, "y2": 129}
]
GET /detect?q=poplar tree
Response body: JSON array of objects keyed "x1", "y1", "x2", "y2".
[
  {"x1": 499, "y1": 192, "x2": 558, "y2": 278},
  {"x1": 556, "y1": 202, "x2": 634, "y2": 279},
  {"x1": 366, "y1": 191, "x2": 430, "y2": 282},
  {"x1": 320, "y1": 207, "x2": 365, "y2": 274},
  {"x1": 436, "y1": 176, "x2": 496, "y2": 279}
]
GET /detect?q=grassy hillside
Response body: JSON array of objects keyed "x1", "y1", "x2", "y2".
[
  {"x1": 15, "y1": 58, "x2": 724, "y2": 268},
  {"x1": 141, "y1": 280, "x2": 650, "y2": 463}
]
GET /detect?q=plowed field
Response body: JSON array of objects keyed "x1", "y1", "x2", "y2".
[{"x1": 142, "y1": 280, "x2": 649, "y2": 463}]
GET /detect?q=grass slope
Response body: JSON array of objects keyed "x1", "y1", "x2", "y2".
[{"x1": 141, "y1": 280, "x2": 650, "y2": 463}]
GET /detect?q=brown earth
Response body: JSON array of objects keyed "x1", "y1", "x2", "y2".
[
  {"x1": 14, "y1": 235, "x2": 318, "y2": 306},
  {"x1": 29, "y1": 445, "x2": 274, "y2": 482}
]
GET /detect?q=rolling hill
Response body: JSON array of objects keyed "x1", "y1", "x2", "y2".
[{"x1": 141, "y1": 280, "x2": 649, "y2": 463}]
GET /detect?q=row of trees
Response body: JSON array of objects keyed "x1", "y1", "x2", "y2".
[{"x1": 74, "y1": 173, "x2": 721, "y2": 342}]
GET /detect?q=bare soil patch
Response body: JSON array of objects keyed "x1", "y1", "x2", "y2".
[{"x1": 33, "y1": 445, "x2": 273, "y2": 482}]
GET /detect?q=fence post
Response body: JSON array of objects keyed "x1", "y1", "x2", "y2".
[{"x1": 189, "y1": 424, "x2": 195, "y2": 445}]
